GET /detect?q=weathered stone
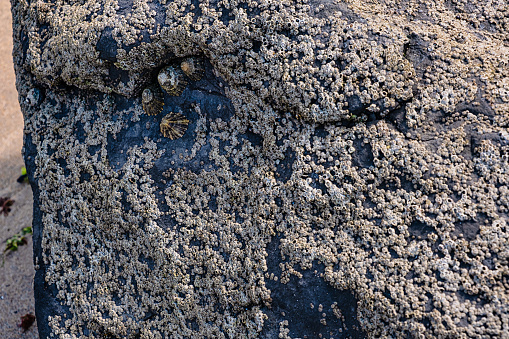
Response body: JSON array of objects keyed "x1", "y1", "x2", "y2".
[{"x1": 11, "y1": 0, "x2": 509, "y2": 337}]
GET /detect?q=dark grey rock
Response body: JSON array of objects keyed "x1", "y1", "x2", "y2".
[{"x1": 10, "y1": 0, "x2": 509, "y2": 337}]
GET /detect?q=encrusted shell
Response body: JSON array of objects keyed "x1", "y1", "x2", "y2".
[
  {"x1": 160, "y1": 111, "x2": 190, "y2": 140},
  {"x1": 157, "y1": 66, "x2": 187, "y2": 96},
  {"x1": 180, "y1": 57, "x2": 205, "y2": 81},
  {"x1": 142, "y1": 85, "x2": 164, "y2": 116}
]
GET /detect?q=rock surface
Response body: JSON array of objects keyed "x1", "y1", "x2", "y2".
[{"x1": 11, "y1": 0, "x2": 509, "y2": 337}]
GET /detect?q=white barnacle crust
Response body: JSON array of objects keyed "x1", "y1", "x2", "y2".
[{"x1": 11, "y1": 0, "x2": 509, "y2": 337}]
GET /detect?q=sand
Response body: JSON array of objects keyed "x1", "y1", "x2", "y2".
[{"x1": 0, "y1": 0, "x2": 38, "y2": 336}]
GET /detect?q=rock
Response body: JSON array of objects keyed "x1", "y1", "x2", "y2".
[{"x1": 11, "y1": 0, "x2": 509, "y2": 337}]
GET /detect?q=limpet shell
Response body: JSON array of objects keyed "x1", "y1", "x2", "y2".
[
  {"x1": 160, "y1": 111, "x2": 190, "y2": 140},
  {"x1": 142, "y1": 85, "x2": 164, "y2": 116},
  {"x1": 158, "y1": 66, "x2": 187, "y2": 96},
  {"x1": 180, "y1": 57, "x2": 205, "y2": 81}
]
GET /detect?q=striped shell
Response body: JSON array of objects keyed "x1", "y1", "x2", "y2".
[
  {"x1": 180, "y1": 57, "x2": 205, "y2": 81},
  {"x1": 142, "y1": 85, "x2": 164, "y2": 116},
  {"x1": 157, "y1": 66, "x2": 187, "y2": 96},
  {"x1": 160, "y1": 111, "x2": 190, "y2": 140}
]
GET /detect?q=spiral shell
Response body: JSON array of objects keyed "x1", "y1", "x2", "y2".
[
  {"x1": 142, "y1": 85, "x2": 164, "y2": 116},
  {"x1": 180, "y1": 57, "x2": 205, "y2": 81},
  {"x1": 160, "y1": 111, "x2": 190, "y2": 140},
  {"x1": 158, "y1": 66, "x2": 187, "y2": 96}
]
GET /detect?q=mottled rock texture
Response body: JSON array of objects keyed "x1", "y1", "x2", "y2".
[{"x1": 11, "y1": 0, "x2": 509, "y2": 337}]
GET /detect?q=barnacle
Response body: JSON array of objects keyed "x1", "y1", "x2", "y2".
[
  {"x1": 160, "y1": 111, "x2": 190, "y2": 140},
  {"x1": 180, "y1": 57, "x2": 205, "y2": 81},
  {"x1": 142, "y1": 85, "x2": 164, "y2": 116},
  {"x1": 157, "y1": 66, "x2": 187, "y2": 96}
]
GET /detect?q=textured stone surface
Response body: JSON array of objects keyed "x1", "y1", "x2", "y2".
[{"x1": 11, "y1": 0, "x2": 509, "y2": 337}]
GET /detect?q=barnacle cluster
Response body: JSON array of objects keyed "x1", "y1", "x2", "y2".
[{"x1": 12, "y1": 0, "x2": 509, "y2": 338}]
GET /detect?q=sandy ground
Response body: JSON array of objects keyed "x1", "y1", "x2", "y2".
[{"x1": 0, "y1": 0, "x2": 38, "y2": 337}]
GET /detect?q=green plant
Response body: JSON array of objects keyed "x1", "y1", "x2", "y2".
[
  {"x1": 17, "y1": 166, "x2": 29, "y2": 183},
  {"x1": 1, "y1": 226, "x2": 33, "y2": 266}
]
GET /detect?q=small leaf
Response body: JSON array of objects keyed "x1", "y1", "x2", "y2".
[{"x1": 19, "y1": 313, "x2": 36, "y2": 331}]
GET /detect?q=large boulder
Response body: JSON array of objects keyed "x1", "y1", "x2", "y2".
[{"x1": 11, "y1": 0, "x2": 509, "y2": 337}]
